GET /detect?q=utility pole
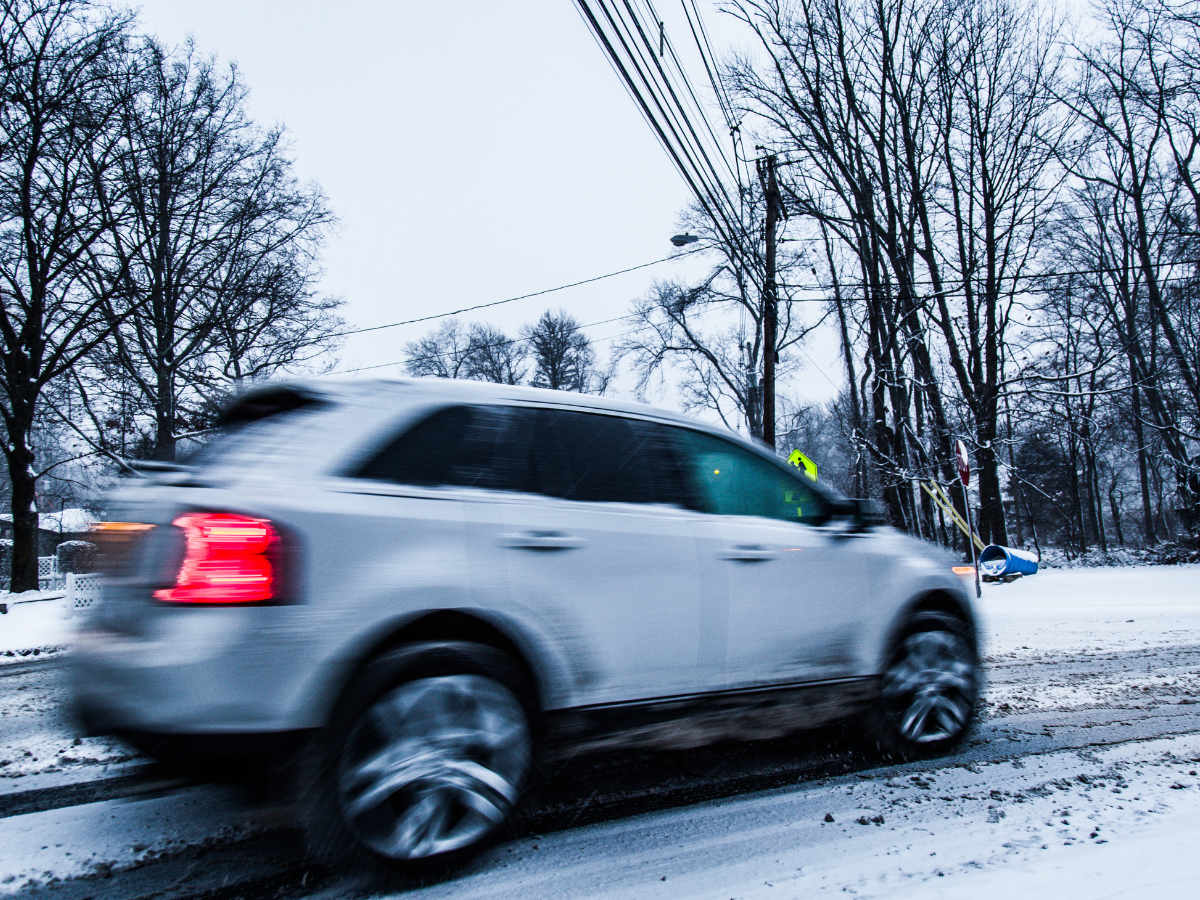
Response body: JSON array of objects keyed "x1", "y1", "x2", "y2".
[
  {"x1": 743, "y1": 342, "x2": 761, "y2": 439},
  {"x1": 758, "y1": 154, "x2": 781, "y2": 448}
]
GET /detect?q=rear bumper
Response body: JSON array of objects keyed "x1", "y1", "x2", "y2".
[{"x1": 69, "y1": 613, "x2": 324, "y2": 736}]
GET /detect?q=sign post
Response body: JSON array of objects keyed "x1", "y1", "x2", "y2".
[{"x1": 955, "y1": 439, "x2": 981, "y2": 599}]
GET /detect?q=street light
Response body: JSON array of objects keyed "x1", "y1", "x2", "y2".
[{"x1": 670, "y1": 233, "x2": 699, "y2": 247}]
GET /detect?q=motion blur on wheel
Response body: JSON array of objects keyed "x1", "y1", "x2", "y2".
[{"x1": 71, "y1": 377, "x2": 980, "y2": 878}]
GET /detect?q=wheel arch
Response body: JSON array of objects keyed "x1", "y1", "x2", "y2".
[
  {"x1": 317, "y1": 608, "x2": 549, "y2": 729},
  {"x1": 878, "y1": 589, "x2": 979, "y2": 672}
]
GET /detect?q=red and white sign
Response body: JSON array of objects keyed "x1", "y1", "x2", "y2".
[{"x1": 954, "y1": 439, "x2": 971, "y2": 486}]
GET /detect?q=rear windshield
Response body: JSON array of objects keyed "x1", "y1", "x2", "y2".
[
  {"x1": 185, "y1": 387, "x2": 328, "y2": 467},
  {"x1": 218, "y1": 387, "x2": 324, "y2": 429}
]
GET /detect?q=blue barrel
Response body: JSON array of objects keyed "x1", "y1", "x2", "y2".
[{"x1": 979, "y1": 544, "x2": 1039, "y2": 579}]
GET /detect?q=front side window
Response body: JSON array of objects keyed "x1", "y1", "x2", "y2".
[{"x1": 672, "y1": 428, "x2": 827, "y2": 524}]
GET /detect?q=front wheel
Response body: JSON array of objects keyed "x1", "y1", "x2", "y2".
[
  {"x1": 871, "y1": 612, "x2": 978, "y2": 760},
  {"x1": 303, "y1": 643, "x2": 534, "y2": 879}
]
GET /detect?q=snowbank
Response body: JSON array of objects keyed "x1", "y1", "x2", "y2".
[
  {"x1": 0, "y1": 594, "x2": 71, "y2": 657},
  {"x1": 976, "y1": 564, "x2": 1200, "y2": 659},
  {"x1": 0, "y1": 786, "x2": 260, "y2": 893}
]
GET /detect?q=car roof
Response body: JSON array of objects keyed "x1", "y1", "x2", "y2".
[
  {"x1": 202, "y1": 377, "x2": 840, "y2": 499},
  {"x1": 256, "y1": 377, "x2": 722, "y2": 432}
]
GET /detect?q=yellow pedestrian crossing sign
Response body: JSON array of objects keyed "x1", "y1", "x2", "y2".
[{"x1": 787, "y1": 449, "x2": 818, "y2": 482}]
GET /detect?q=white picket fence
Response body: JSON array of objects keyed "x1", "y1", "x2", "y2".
[
  {"x1": 38, "y1": 556, "x2": 64, "y2": 591},
  {"x1": 67, "y1": 572, "x2": 102, "y2": 611}
]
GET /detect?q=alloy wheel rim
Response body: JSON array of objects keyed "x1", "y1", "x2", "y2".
[
  {"x1": 882, "y1": 629, "x2": 976, "y2": 744},
  {"x1": 337, "y1": 674, "x2": 531, "y2": 860}
]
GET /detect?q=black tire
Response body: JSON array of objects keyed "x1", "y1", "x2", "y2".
[
  {"x1": 300, "y1": 641, "x2": 535, "y2": 883},
  {"x1": 869, "y1": 611, "x2": 979, "y2": 761}
]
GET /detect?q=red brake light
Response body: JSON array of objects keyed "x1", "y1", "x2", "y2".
[{"x1": 155, "y1": 513, "x2": 281, "y2": 604}]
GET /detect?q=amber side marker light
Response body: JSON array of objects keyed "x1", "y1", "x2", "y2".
[
  {"x1": 92, "y1": 521, "x2": 155, "y2": 533},
  {"x1": 90, "y1": 521, "x2": 155, "y2": 571},
  {"x1": 952, "y1": 566, "x2": 976, "y2": 576},
  {"x1": 156, "y1": 512, "x2": 281, "y2": 604}
]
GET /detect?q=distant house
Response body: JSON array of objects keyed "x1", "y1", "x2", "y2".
[{"x1": 0, "y1": 508, "x2": 94, "y2": 556}]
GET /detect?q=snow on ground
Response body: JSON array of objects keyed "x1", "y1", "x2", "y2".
[
  {"x1": 1, "y1": 689, "x2": 137, "y2": 784},
  {"x1": 399, "y1": 734, "x2": 1200, "y2": 900},
  {"x1": 978, "y1": 565, "x2": 1200, "y2": 659},
  {"x1": 1, "y1": 597, "x2": 138, "y2": 791},
  {"x1": 0, "y1": 786, "x2": 262, "y2": 893},
  {"x1": 0, "y1": 565, "x2": 1197, "y2": 897},
  {"x1": 0, "y1": 595, "x2": 71, "y2": 658},
  {"x1": 977, "y1": 565, "x2": 1200, "y2": 717}
]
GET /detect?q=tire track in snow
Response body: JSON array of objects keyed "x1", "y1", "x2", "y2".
[{"x1": 3, "y1": 640, "x2": 1199, "y2": 896}]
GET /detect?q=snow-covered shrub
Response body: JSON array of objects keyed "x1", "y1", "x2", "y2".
[
  {"x1": 56, "y1": 540, "x2": 97, "y2": 574},
  {"x1": 0, "y1": 538, "x2": 10, "y2": 590},
  {"x1": 1148, "y1": 538, "x2": 1200, "y2": 565}
]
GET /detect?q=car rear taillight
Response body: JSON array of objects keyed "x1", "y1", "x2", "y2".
[{"x1": 155, "y1": 513, "x2": 281, "y2": 604}]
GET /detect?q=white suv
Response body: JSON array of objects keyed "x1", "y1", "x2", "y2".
[{"x1": 72, "y1": 379, "x2": 978, "y2": 876}]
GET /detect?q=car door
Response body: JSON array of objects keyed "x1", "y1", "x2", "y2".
[
  {"x1": 489, "y1": 407, "x2": 714, "y2": 707},
  {"x1": 670, "y1": 427, "x2": 872, "y2": 689}
]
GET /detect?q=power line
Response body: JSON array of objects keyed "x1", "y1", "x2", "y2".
[
  {"x1": 325, "y1": 315, "x2": 636, "y2": 376},
  {"x1": 617, "y1": 0, "x2": 743, "y2": 203},
  {"x1": 601, "y1": 0, "x2": 746, "y2": 250},
  {"x1": 778, "y1": 257, "x2": 1200, "y2": 296},
  {"x1": 577, "y1": 1, "x2": 729, "y2": 238},
  {"x1": 574, "y1": 0, "x2": 759, "y2": 271},
  {"x1": 640, "y1": 0, "x2": 740, "y2": 185},
  {"x1": 328, "y1": 249, "x2": 703, "y2": 339}
]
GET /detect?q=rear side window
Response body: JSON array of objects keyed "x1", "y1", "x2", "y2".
[
  {"x1": 218, "y1": 387, "x2": 325, "y2": 429},
  {"x1": 351, "y1": 404, "x2": 695, "y2": 508},
  {"x1": 355, "y1": 405, "x2": 470, "y2": 486},
  {"x1": 527, "y1": 409, "x2": 692, "y2": 505},
  {"x1": 353, "y1": 405, "x2": 529, "y2": 490}
]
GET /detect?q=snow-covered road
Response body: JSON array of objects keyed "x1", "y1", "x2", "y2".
[
  {"x1": 1, "y1": 565, "x2": 1197, "y2": 898},
  {"x1": 403, "y1": 734, "x2": 1200, "y2": 900}
]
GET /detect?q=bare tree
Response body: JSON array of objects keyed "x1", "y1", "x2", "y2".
[
  {"x1": 464, "y1": 323, "x2": 526, "y2": 384},
  {"x1": 618, "y1": 190, "x2": 823, "y2": 437},
  {"x1": 403, "y1": 319, "x2": 475, "y2": 379},
  {"x1": 523, "y1": 309, "x2": 608, "y2": 393},
  {"x1": 920, "y1": 0, "x2": 1070, "y2": 545},
  {"x1": 725, "y1": 0, "x2": 959, "y2": 531},
  {"x1": 0, "y1": 0, "x2": 135, "y2": 590},
  {"x1": 721, "y1": 0, "x2": 1070, "y2": 540},
  {"x1": 86, "y1": 38, "x2": 339, "y2": 462},
  {"x1": 403, "y1": 319, "x2": 528, "y2": 385},
  {"x1": 1055, "y1": 0, "x2": 1200, "y2": 532},
  {"x1": 621, "y1": 277, "x2": 761, "y2": 432}
]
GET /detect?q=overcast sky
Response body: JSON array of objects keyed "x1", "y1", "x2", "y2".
[{"x1": 131, "y1": 1, "x2": 841, "y2": 419}]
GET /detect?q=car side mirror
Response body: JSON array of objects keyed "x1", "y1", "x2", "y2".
[
  {"x1": 828, "y1": 497, "x2": 883, "y2": 531},
  {"x1": 852, "y1": 498, "x2": 885, "y2": 527}
]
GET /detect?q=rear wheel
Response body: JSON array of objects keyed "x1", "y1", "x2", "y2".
[
  {"x1": 871, "y1": 612, "x2": 978, "y2": 759},
  {"x1": 303, "y1": 642, "x2": 534, "y2": 880}
]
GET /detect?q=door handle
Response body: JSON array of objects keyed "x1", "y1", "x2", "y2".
[
  {"x1": 720, "y1": 544, "x2": 780, "y2": 562},
  {"x1": 499, "y1": 530, "x2": 584, "y2": 551}
]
